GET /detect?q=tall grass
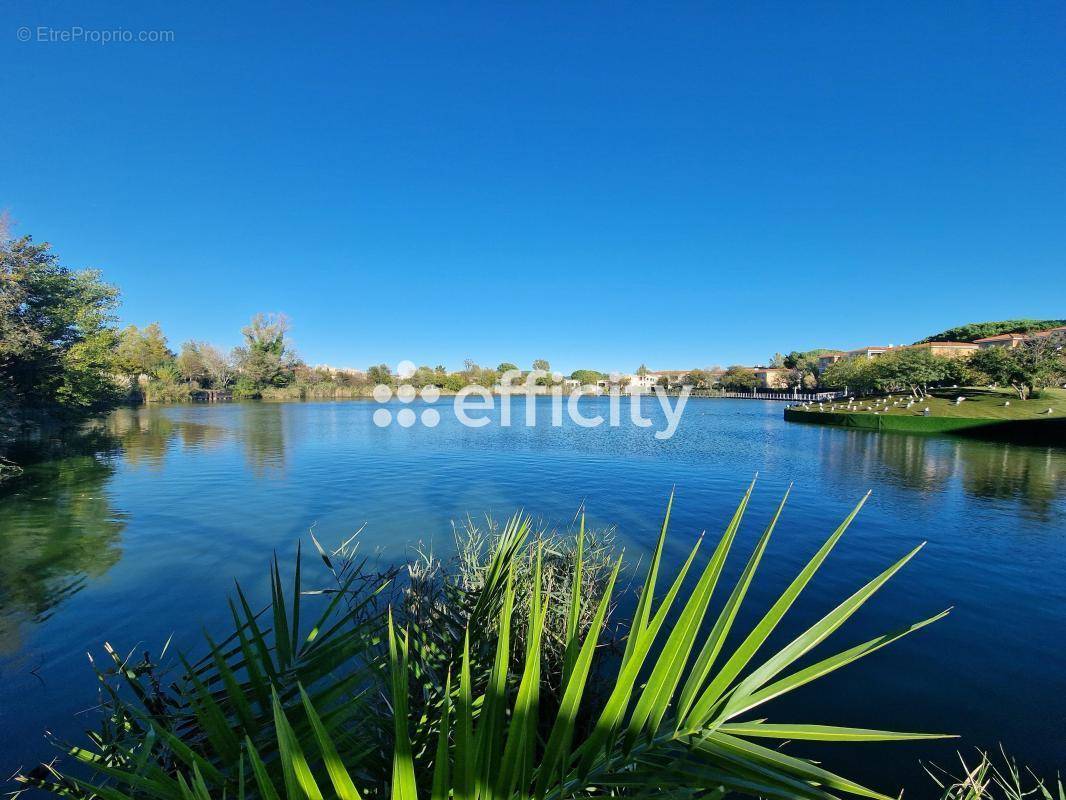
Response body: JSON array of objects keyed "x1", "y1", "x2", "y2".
[
  {"x1": 19, "y1": 481, "x2": 959, "y2": 799},
  {"x1": 259, "y1": 384, "x2": 373, "y2": 401},
  {"x1": 929, "y1": 750, "x2": 1064, "y2": 800}
]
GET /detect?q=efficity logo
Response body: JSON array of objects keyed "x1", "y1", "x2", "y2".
[{"x1": 372, "y1": 361, "x2": 690, "y2": 440}]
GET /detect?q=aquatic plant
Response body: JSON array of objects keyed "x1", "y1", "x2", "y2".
[
  {"x1": 19, "y1": 481, "x2": 954, "y2": 799},
  {"x1": 928, "y1": 749, "x2": 1065, "y2": 800}
]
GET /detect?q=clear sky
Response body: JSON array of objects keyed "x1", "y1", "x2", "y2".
[{"x1": 3, "y1": 2, "x2": 1064, "y2": 373}]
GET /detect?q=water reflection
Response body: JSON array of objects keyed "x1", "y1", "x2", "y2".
[
  {"x1": 104, "y1": 404, "x2": 287, "y2": 475},
  {"x1": 0, "y1": 429, "x2": 126, "y2": 654},
  {"x1": 807, "y1": 427, "x2": 1066, "y2": 519},
  {"x1": 958, "y1": 442, "x2": 1064, "y2": 518},
  {"x1": 239, "y1": 404, "x2": 287, "y2": 476},
  {"x1": 106, "y1": 407, "x2": 230, "y2": 468}
]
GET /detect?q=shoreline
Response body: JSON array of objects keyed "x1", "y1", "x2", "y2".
[{"x1": 784, "y1": 406, "x2": 1066, "y2": 444}]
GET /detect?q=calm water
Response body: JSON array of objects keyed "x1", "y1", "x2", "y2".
[{"x1": 2, "y1": 397, "x2": 1065, "y2": 792}]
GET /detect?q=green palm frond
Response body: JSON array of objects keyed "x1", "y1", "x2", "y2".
[{"x1": 20, "y1": 481, "x2": 956, "y2": 800}]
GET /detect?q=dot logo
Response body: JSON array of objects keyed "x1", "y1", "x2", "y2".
[
  {"x1": 368, "y1": 361, "x2": 691, "y2": 439},
  {"x1": 372, "y1": 360, "x2": 442, "y2": 428}
]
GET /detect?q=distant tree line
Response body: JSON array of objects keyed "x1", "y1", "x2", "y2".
[
  {"x1": 819, "y1": 343, "x2": 1064, "y2": 400},
  {"x1": 4, "y1": 227, "x2": 1063, "y2": 431}
]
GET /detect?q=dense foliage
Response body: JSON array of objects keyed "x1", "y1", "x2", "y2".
[
  {"x1": 0, "y1": 235, "x2": 122, "y2": 421},
  {"x1": 917, "y1": 319, "x2": 1066, "y2": 344},
  {"x1": 720, "y1": 365, "x2": 758, "y2": 390},
  {"x1": 818, "y1": 343, "x2": 1065, "y2": 400},
  {"x1": 569, "y1": 369, "x2": 606, "y2": 385},
  {"x1": 820, "y1": 349, "x2": 969, "y2": 397},
  {"x1": 969, "y1": 340, "x2": 1065, "y2": 400}
]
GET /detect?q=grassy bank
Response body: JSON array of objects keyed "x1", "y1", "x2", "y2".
[{"x1": 785, "y1": 388, "x2": 1066, "y2": 443}]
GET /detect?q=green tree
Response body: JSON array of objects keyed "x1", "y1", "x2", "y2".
[
  {"x1": 496, "y1": 361, "x2": 519, "y2": 374},
  {"x1": 175, "y1": 341, "x2": 208, "y2": 385},
  {"x1": 783, "y1": 349, "x2": 833, "y2": 371},
  {"x1": 0, "y1": 234, "x2": 122, "y2": 415},
  {"x1": 719, "y1": 365, "x2": 758, "y2": 391},
  {"x1": 200, "y1": 344, "x2": 235, "y2": 389},
  {"x1": 115, "y1": 323, "x2": 174, "y2": 380},
  {"x1": 875, "y1": 349, "x2": 954, "y2": 397},
  {"x1": 532, "y1": 358, "x2": 550, "y2": 372},
  {"x1": 970, "y1": 340, "x2": 1065, "y2": 399},
  {"x1": 410, "y1": 365, "x2": 441, "y2": 388},
  {"x1": 233, "y1": 313, "x2": 298, "y2": 392},
  {"x1": 570, "y1": 369, "x2": 605, "y2": 385},
  {"x1": 820, "y1": 357, "x2": 879, "y2": 395},
  {"x1": 682, "y1": 369, "x2": 712, "y2": 388},
  {"x1": 781, "y1": 349, "x2": 837, "y2": 390},
  {"x1": 366, "y1": 363, "x2": 393, "y2": 387},
  {"x1": 443, "y1": 372, "x2": 467, "y2": 391}
]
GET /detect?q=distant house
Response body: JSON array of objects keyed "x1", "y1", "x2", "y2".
[
  {"x1": 626, "y1": 372, "x2": 657, "y2": 391},
  {"x1": 974, "y1": 333, "x2": 1031, "y2": 349},
  {"x1": 976, "y1": 327, "x2": 1066, "y2": 348},
  {"x1": 816, "y1": 352, "x2": 845, "y2": 371},
  {"x1": 1030, "y1": 325, "x2": 1066, "y2": 344},
  {"x1": 624, "y1": 369, "x2": 694, "y2": 392},
  {"x1": 752, "y1": 367, "x2": 790, "y2": 389},
  {"x1": 314, "y1": 364, "x2": 366, "y2": 379},
  {"x1": 904, "y1": 341, "x2": 979, "y2": 358},
  {"x1": 648, "y1": 370, "x2": 691, "y2": 386},
  {"x1": 845, "y1": 346, "x2": 892, "y2": 359}
]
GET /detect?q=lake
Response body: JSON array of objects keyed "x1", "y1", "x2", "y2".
[{"x1": 1, "y1": 397, "x2": 1064, "y2": 792}]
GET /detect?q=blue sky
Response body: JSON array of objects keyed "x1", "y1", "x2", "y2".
[{"x1": 3, "y1": 2, "x2": 1064, "y2": 373}]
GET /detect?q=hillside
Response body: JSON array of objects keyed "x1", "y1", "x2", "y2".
[{"x1": 917, "y1": 318, "x2": 1066, "y2": 343}]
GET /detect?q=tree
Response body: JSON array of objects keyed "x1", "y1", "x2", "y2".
[
  {"x1": 115, "y1": 323, "x2": 174, "y2": 380},
  {"x1": 366, "y1": 363, "x2": 392, "y2": 387},
  {"x1": 682, "y1": 369, "x2": 717, "y2": 389},
  {"x1": 769, "y1": 352, "x2": 786, "y2": 368},
  {"x1": 0, "y1": 234, "x2": 122, "y2": 415},
  {"x1": 970, "y1": 340, "x2": 1065, "y2": 399},
  {"x1": 443, "y1": 372, "x2": 467, "y2": 391},
  {"x1": 636, "y1": 363, "x2": 649, "y2": 377},
  {"x1": 719, "y1": 365, "x2": 758, "y2": 391},
  {"x1": 496, "y1": 362, "x2": 519, "y2": 374},
  {"x1": 819, "y1": 357, "x2": 880, "y2": 395},
  {"x1": 782, "y1": 349, "x2": 836, "y2": 387},
  {"x1": 532, "y1": 359, "x2": 550, "y2": 372},
  {"x1": 875, "y1": 349, "x2": 953, "y2": 397},
  {"x1": 176, "y1": 341, "x2": 208, "y2": 385},
  {"x1": 233, "y1": 313, "x2": 298, "y2": 392},
  {"x1": 200, "y1": 344, "x2": 235, "y2": 389},
  {"x1": 570, "y1": 369, "x2": 605, "y2": 385},
  {"x1": 410, "y1": 365, "x2": 441, "y2": 388}
]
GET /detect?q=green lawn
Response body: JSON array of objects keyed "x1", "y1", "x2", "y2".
[{"x1": 815, "y1": 387, "x2": 1066, "y2": 420}]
